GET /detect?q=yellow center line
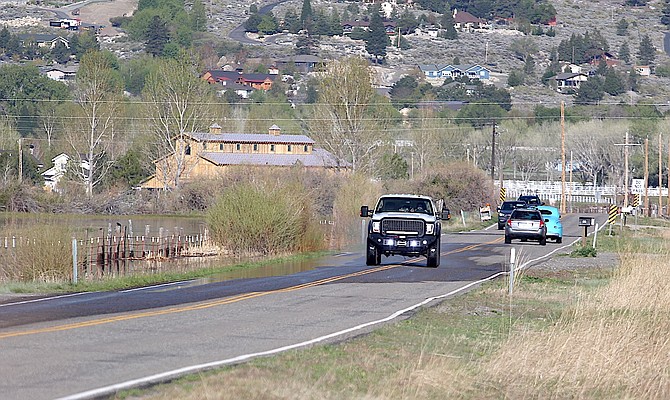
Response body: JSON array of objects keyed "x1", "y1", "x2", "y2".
[{"x1": 0, "y1": 237, "x2": 502, "y2": 340}]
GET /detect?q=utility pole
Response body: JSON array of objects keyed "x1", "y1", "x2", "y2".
[
  {"x1": 644, "y1": 138, "x2": 649, "y2": 216},
  {"x1": 18, "y1": 137, "x2": 22, "y2": 184},
  {"x1": 569, "y1": 150, "x2": 573, "y2": 213},
  {"x1": 614, "y1": 131, "x2": 641, "y2": 208},
  {"x1": 490, "y1": 123, "x2": 496, "y2": 182},
  {"x1": 560, "y1": 101, "x2": 566, "y2": 214},
  {"x1": 659, "y1": 133, "x2": 663, "y2": 216}
]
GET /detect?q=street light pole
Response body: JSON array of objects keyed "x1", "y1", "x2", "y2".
[{"x1": 560, "y1": 101, "x2": 566, "y2": 214}]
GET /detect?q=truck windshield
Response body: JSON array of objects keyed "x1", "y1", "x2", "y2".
[{"x1": 376, "y1": 198, "x2": 433, "y2": 214}]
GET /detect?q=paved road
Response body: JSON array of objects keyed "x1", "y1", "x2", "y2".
[
  {"x1": 228, "y1": 0, "x2": 292, "y2": 44},
  {"x1": 0, "y1": 213, "x2": 607, "y2": 400}
]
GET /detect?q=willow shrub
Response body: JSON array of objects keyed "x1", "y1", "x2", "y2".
[
  {"x1": 0, "y1": 221, "x2": 74, "y2": 282},
  {"x1": 207, "y1": 182, "x2": 323, "y2": 255}
]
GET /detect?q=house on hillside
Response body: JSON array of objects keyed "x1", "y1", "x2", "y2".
[
  {"x1": 42, "y1": 63, "x2": 79, "y2": 82},
  {"x1": 17, "y1": 33, "x2": 69, "y2": 49},
  {"x1": 418, "y1": 64, "x2": 490, "y2": 82},
  {"x1": 452, "y1": 9, "x2": 489, "y2": 32},
  {"x1": 341, "y1": 20, "x2": 397, "y2": 35},
  {"x1": 275, "y1": 55, "x2": 323, "y2": 73},
  {"x1": 634, "y1": 65, "x2": 652, "y2": 76},
  {"x1": 548, "y1": 72, "x2": 589, "y2": 93},
  {"x1": 202, "y1": 70, "x2": 277, "y2": 91},
  {"x1": 140, "y1": 124, "x2": 351, "y2": 190}
]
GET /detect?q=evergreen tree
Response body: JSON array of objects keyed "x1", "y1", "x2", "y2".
[
  {"x1": 283, "y1": 8, "x2": 301, "y2": 33},
  {"x1": 365, "y1": 11, "x2": 390, "y2": 64},
  {"x1": 603, "y1": 68, "x2": 625, "y2": 96},
  {"x1": 0, "y1": 27, "x2": 10, "y2": 51},
  {"x1": 574, "y1": 77, "x2": 604, "y2": 105},
  {"x1": 619, "y1": 41, "x2": 631, "y2": 63},
  {"x1": 245, "y1": 12, "x2": 262, "y2": 32},
  {"x1": 397, "y1": 9, "x2": 418, "y2": 34},
  {"x1": 637, "y1": 34, "x2": 655, "y2": 65},
  {"x1": 145, "y1": 15, "x2": 170, "y2": 57},
  {"x1": 616, "y1": 18, "x2": 629, "y2": 35},
  {"x1": 329, "y1": 8, "x2": 343, "y2": 36},
  {"x1": 507, "y1": 70, "x2": 524, "y2": 87},
  {"x1": 300, "y1": 0, "x2": 313, "y2": 25},
  {"x1": 596, "y1": 58, "x2": 608, "y2": 76},
  {"x1": 51, "y1": 41, "x2": 71, "y2": 64},
  {"x1": 440, "y1": 7, "x2": 457, "y2": 40},
  {"x1": 190, "y1": 0, "x2": 207, "y2": 32},
  {"x1": 257, "y1": 13, "x2": 278, "y2": 35},
  {"x1": 662, "y1": 0, "x2": 670, "y2": 25}
]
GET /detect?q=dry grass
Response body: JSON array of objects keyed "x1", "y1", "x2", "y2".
[{"x1": 484, "y1": 243, "x2": 670, "y2": 399}]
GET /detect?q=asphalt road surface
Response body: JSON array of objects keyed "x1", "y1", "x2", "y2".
[{"x1": 0, "y1": 212, "x2": 607, "y2": 400}]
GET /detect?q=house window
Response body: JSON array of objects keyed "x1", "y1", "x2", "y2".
[
  {"x1": 270, "y1": 144, "x2": 275, "y2": 152},
  {"x1": 185, "y1": 145, "x2": 191, "y2": 155},
  {"x1": 219, "y1": 144, "x2": 223, "y2": 151},
  {"x1": 303, "y1": 145, "x2": 308, "y2": 152},
  {"x1": 288, "y1": 145, "x2": 292, "y2": 152},
  {"x1": 253, "y1": 144, "x2": 258, "y2": 152},
  {"x1": 236, "y1": 143, "x2": 241, "y2": 151}
]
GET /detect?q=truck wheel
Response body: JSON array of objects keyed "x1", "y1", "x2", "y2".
[
  {"x1": 556, "y1": 237, "x2": 563, "y2": 244},
  {"x1": 366, "y1": 246, "x2": 379, "y2": 266},
  {"x1": 426, "y1": 240, "x2": 440, "y2": 268}
]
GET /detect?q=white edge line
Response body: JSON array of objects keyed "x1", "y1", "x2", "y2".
[
  {"x1": 55, "y1": 221, "x2": 611, "y2": 400},
  {"x1": 121, "y1": 280, "x2": 198, "y2": 293},
  {"x1": 0, "y1": 292, "x2": 98, "y2": 307},
  {"x1": 54, "y1": 271, "x2": 507, "y2": 400}
]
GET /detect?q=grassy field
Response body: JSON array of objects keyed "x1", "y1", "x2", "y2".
[{"x1": 116, "y1": 225, "x2": 670, "y2": 399}]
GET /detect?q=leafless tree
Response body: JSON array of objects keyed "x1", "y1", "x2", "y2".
[
  {"x1": 308, "y1": 57, "x2": 387, "y2": 172},
  {"x1": 142, "y1": 56, "x2": 218, "y2": 189},
  {"x1": 69, "y1": 51, "x2": 123, "y2": 198},
  {"x1": 567, "y1": 120, "x2": 626, "y2": 186}
]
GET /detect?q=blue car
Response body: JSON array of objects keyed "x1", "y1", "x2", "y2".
[{"x1": 537, "y1": 205, "x2": 563, "y2": 243}]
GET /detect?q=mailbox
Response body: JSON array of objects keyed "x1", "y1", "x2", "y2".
[{"x1": 578, "y1": 216, "x2": 595, "y2": 227}]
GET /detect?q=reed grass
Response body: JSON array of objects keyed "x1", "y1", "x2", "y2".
[{"x1": 0, "y1": 220, "x2": 75, "y2": 282}]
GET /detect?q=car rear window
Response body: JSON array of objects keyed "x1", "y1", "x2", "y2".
[
  {"x1": 540, "y1": 209, "x2": 552, "y2": 215},
  {"x1": 511, "y1": 210, "x2": 541, "y2": 220}
]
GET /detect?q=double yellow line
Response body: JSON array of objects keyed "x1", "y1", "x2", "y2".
[{"x1": 0, "y1": 237, "x2": 502, "y2": 340}]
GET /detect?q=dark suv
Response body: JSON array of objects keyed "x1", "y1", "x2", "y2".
[
  {"x1": 497, "y1": 200, "x2": 526, "y2": 230},
  {"x1": 518, "y1": 195, "x2": 544, "y2": 207}
]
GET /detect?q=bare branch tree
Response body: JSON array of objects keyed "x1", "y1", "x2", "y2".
[
  {"x1": 69, "y1": 51, "x2": 123, "y2": 198},
  {"x1": 308, "y1": 57, "x2": 386, "y2": 172},
  {"x1": 142, "y1": 56, "x2": 218, "y2": 189}
]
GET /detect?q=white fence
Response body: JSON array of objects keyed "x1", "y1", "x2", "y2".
[{"x1": 500, "y1": 180, "x2": 669, "y2": 205}]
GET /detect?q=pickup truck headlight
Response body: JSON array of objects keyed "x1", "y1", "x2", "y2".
[
  {"x1": 426, "y1": 223, "x2": 434, "y2": 235},
  {"x1": 372, "y1": 221, "x2": 380, "y2": 233}
]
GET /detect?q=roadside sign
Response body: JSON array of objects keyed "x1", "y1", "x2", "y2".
[
  {"x1": 633, "y1": 193, "x2": 641, "y2": 208},
  {"x1": 499, "y1": 187, "x2": 506, "y2": 203},
  {"x1": 607, "y1": 204, "x2": 617, "y2": 224},
  {"x1": 631, "y1": 178, "x2": 644, "y2": 194}
]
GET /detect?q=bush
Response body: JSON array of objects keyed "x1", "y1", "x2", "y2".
[
  {"x1": 571, "y1": 245, "x2": 597, "y2": 257},
  {"x1": 0, "y1": 220, "x2": 74, "y2": 282},
  {"x1": 207, "y1": 181, "x2": 323, "y2": 255}
]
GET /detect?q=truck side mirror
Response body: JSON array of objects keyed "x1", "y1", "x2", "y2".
[
  {"x1": 360, "y1": 205, "x2": 370, "y2": 217},
  {"x1": 441, "y1": 209, "x2": 451, "y2": 220}
]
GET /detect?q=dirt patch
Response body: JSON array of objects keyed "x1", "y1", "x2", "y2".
[{"x1": 73, "y1": 0, "x2": 138, "y2": 36}]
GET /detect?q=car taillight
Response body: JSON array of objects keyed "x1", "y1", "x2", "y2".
[
  {"x1": 539, "y1": 219, "x2": 545, "y2": 228},
  {"x1": 507, "y1": 219, "x2": 513, "y2": 226}
]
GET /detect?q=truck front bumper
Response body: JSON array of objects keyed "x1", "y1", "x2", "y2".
[{"x1": 367, "y1": 233, "x2": 439, "y2": 257}]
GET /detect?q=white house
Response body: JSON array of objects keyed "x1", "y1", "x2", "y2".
[{"x1": 41, "y1": 153, "x2": 89, "y2": 192}]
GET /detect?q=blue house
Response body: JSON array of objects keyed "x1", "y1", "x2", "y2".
[{"x1": 418, "y1": 64, "x2": 490, "y2": 81}]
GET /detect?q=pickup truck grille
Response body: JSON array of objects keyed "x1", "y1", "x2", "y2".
[{"x1": 381, "y1": 219, "x2": 425, "y2": 236}]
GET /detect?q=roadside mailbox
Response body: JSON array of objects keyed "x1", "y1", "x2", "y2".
[{"x1": 579, "y1": 216, "x2": 595, "y2": 246}]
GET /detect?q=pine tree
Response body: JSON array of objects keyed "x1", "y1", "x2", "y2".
[
  {"x1": 637, "y1": 34, "x2": 655, "y2": 65},
  {"x1": 603, "y1": 68, "x2": 625, "y2": 96},
  {"x1": 190, "y1": 0, "x2": 207, "y2": 32},
  {"x1": 300, "y1": 0, "x2": 313, "y2": 25},
  {"x1": 440, "y1": 7, "x2": 457, "y2": 40},
  {"x1": 619, "y1": 41, "x2": 631, "y2": 63},
  {"x1": 662, "y1": 0, "x2": 670, "y2": 25},
  {"x1": 145, "y1": 15, "x2": 169, "y2": 57},
  {"x1": 365, "y1": 11, "x2": 390, "y2": 64},
  {"x1": 616, "y1": 18, "x2": 629, "y2": 35}
]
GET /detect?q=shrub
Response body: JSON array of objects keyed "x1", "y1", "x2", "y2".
[
  {"x1": 0, "y1": 220, "x2": 74, "y2": 282},
  {"x1": 570, "y1": 245, "x2": 597, "y2": 257},
  {"x1": 207, "y1": 181, "x2": 323, "y2": 255}
]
